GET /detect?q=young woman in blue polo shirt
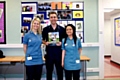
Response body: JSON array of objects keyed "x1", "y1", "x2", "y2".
[
  {"x1": 23, "y1": 17, "x2": 43, "y2": 80},
  {"x1": 61, "y1": 24, "x2": 82, "y2": 80}
]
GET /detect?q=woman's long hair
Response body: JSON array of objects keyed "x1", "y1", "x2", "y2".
[
  {"x1": 64, "y1": 24, "x2": 77, "y2": 45},
  {"x1": 30, "y1": 17, "x2": 41, "y2": 34}
]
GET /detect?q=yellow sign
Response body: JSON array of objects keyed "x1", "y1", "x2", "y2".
[{"x1": 73, "y1": 11, "x2": 83, "y2": 18}]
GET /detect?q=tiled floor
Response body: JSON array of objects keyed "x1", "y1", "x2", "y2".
[{"x1": 104, "y1": 56, "x2": 120, "y2": 78}]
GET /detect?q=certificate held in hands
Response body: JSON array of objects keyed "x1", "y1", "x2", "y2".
[{"x1": 48, "y1": 32, "x2": 59, "y2": 46}]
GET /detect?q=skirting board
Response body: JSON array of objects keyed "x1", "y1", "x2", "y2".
[
  {"x1": 110, "y1": 60, "x2": 120, "y2": 65},
  {"x1": 82, "y1": 76, "x2": 100, "y2": 79},
  {"x1": 104, "y1": 54, "x2": 111, "y2": 57},
  {"x1": 87, "y1": 68, "x2": 99, "y2": 72}
]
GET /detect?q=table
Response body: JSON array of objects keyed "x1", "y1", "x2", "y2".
[
  {"x1": 0, "y1": 56, "x2": 24, "y2": 62},
  {"x1": 0, "y1": 55, "x2": 90, "y2": 80},
  {"x1": 80, "y1": 55, "x2": 90, "y2": 80},
  {"x1": 0, "y1": 56, "x2": 25, "y2": 79}
]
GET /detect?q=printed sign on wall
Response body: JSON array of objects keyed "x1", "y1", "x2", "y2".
[{"x1": 115, "y1": 18, "x2": 120, "y2": 46}]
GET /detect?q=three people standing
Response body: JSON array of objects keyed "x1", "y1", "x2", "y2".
[{"x1": 23, "y1": 11, "x2": 82, "y2": 80}]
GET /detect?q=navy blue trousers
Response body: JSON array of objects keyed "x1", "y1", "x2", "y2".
[
  {"x1": 45, "y1": 57, "x2": 63, "y2": 80},
  {"x1": 64, "y1": 69, "x2": 80, "y2": 80},
  {"x1": 45, "y1": 46, "x2": 63, "y2": 80},
  {"x1": 26, "y1": 64, "x2": 43, "y2": 80}
]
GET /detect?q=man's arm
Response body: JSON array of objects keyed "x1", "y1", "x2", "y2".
[
  {"x1": 42, "y1": 40, "x2": 50, "y2": 46},
  {"x1": 56, "y1": 26, "x2": 65, "y2": 46},
  {"x1": 42, "y1": 27, "x2": 50, "y2": 46},
  {"x1": 42, "y1": 40, "x2": 46, "y2": 44}
]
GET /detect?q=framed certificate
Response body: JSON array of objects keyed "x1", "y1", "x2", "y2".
[
  {"x1": 0, "y1": 1, "x2": 6, "y2": 44},
  {"x1": 114, "y1": 17, "x2": 120, "y2": 46}
]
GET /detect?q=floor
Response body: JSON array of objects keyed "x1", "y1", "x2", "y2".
[{"x1": 104, "y1": 56, "x2": 120, "y2": 79}]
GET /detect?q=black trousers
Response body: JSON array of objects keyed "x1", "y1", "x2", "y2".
[
  {"x1": 45, "y1": 57, "x2": 63, "y2": 80},
  {"x1": 26, "y1": 64, "x2": 43, "y2": 80},
  {"x1": 64, "y1": 69, "x2": 80, "y2": 80}
]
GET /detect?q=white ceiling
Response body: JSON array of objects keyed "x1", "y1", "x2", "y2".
[{"x1": 104, "y1": 9, "x2": 120, "y2": 20}]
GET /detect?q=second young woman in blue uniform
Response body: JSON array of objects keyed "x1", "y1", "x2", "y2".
[{"x1": 61, "y1": 24, "x2": 82, "y2": 80}]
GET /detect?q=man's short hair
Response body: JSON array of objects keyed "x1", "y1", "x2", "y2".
[{"x1": 48, "y1": 11, "x2": 57, "y2": 17}]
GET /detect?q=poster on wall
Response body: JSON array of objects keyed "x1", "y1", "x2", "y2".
[
  {"x1": 114, "y1": 18, "x2": 120, "y2": 46},
  {"x1": 22, "y1": 3, "x2": 37, "y2": 14},
  {"x1": 21, "y1": 1, "x2": 84, "y2": 43},
  {"x1": 0, "y1": 1, "x2": 6, "y2": 44}
]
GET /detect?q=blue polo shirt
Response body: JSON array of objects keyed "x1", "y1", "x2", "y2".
[
  {"x1": 61, "y1": 37, "x2": 82, "y2": 70},
  {"x1": 23, "y1": 31, "x2": 43, "y2": 66}
]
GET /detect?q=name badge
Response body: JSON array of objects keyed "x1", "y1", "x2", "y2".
[
  {"x1": 65, "y1": 43, "x2": 67, "y2": 46},
  {"x1": 76, "y1": 60, "x2": 80, "y2": 63},
  {"x1": 73, "y1": 44, "x2": 75, "y2": 46},
  {"x1": 27, "y1": 56, "x2": 32, "y2": 60}
]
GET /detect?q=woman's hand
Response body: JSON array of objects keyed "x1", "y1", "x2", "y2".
[
  {"x1": 45, "y1": 41, "x2": 50, "y2": 46},
  {"x1": 56, "y1": 42, "x2": 61, "y2": 46}
]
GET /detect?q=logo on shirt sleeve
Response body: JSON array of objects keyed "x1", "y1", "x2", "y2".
[{"x1": 29, "y1": 39, "x2": 31, "y2": 42}]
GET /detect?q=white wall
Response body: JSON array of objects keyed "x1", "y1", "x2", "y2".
[
  {"x1": 103, "y1": 0, "x2": 120, "y2": 9},
  {"x1": 104, "y1": 19, "x2": 111, "y2": 56},
  {"x1": 103, "y1": 0, "x2": 120, "y2": 64},
  {"x1": 110, "y1": 13, "x2": 120, "y2": 64}
]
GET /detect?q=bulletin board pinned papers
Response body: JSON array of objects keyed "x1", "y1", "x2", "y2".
[{"x1": 21, "y1": 1, "x2": 84, "y2": 43}]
